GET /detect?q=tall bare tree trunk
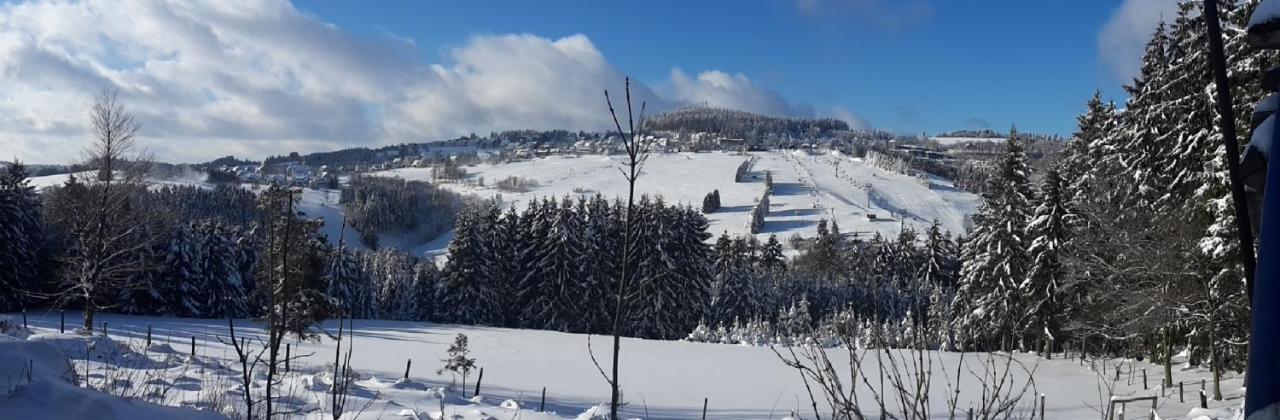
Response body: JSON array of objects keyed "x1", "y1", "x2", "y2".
[
  {"x1": 83, "y1": 305, "x2": 95, "y2": 332},
  {"x1": 604, "y1": 78, "x2": 645, "y2": 420},
  {"x1": 1163, "y1": 327, "x2": 1173, "y2": 388}
]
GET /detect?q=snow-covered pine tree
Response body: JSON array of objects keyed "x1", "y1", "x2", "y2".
[
  {"x1": 710, "y1": 234, "x2": 757, "y2": 327},
  {"x1": 412, "y1": 259, "x2": 441, "y2": 321},
  {"x1": 326, "y1": 247, "x2": 370, "y2": 318},
  {"x1": 669, "y1": 205, "x2": 713, "y2": 329},
  {"x1": 482, "y1": 204, "x2": 521, "y2": 326},
  {"x1": 919, "y1": 220, "x2": 958, "y2": 291},
  {"x1": 441, "y1": 205, "x2": 502, "y2": 325},
  {"x1": 193, "y1": 221, "x2": 252, "y2": 318},
  {"x1": 0, "y1": 162, "x2": 42, "y2": 311},
  {"x1": 370, "y1": 249, "x2": 418, "y2": 321},
  {"x1": 954, "y1": 128, "x2": 1034, "y2": 351},
  {"x1": 1060, "y1": 91, "x2": 1116, "y2": 200},
  {"x1": 1022, "y1": 169, "x2": 1075, "y2": 357},
  {"x1": 581, "y1": 194, "x2": 619, "y2": 333},
  {"x1": 524, "y1": 196, "x2": 587, "y2": 331},
  {"x1": 1115, "y1": 18, "x2": 1176, "y2": 212},
  {"x1": 155, "y1": 226, "x2": 202, "y2": 316},
  {"x1": 626, "y1": 196, "x2": 671, "y2": 338},
  {"x1": 759, "y1": 234, "x2": 786, "y2": 272}
]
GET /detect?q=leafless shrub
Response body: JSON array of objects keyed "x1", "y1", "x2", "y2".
[{"x1": 773, "y1": 323, "x2": 1038, "y2": 420}]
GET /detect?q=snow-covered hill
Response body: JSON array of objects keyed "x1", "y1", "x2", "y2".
[
  {"x1": 375, "y1": 150, "x2": 979, "y2": 255},
  {"x1": 26, "y1": 150, "x2": 980, "y2": 259}
]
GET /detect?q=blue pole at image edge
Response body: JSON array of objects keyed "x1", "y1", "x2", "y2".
[{"x1": 1246, "y1": 90, "x2": 1280, "y2": 419}]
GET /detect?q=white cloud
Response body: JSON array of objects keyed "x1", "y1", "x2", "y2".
[
  {"x1": 1098, "y1": 0, "x2": 1180, "y2": 82},
  {"x1": 832, "y1": 106, "x2": 872, "y2": 131},
  {"x1": 0, "y1": 0, "x2": 848, "y2": 163},
  {"x1": 382, "y1": 34, "x2": 672, "y2": 142},
  {"x1": 669, "y1": 69, "x2": 814, "y2": 117}
]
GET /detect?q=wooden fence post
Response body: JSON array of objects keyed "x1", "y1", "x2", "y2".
[
  {"x1": 1142, "y1": 368, "x2": 1148, "y2": 390},
  {"x1": 404, "y1": 359, "x2": 411, "y2": 380},
  {"x1": 146, "y1": 325, "x2": 152, "y2": 347},
  {"x1": 703, "y1": 397, "x2": 709, "y2": 419},
  {"x1": 473, "y1": 367, "x2": 483, "y2": 397},
  {"x1": 285, "y1": 343, "x2": 291, "y2": 373},
  {"x1": 190, "y1": 336, "x2": 196, "y2": 357},
  {"x1": 59, "y1": 310, "x2": 65, "y2": 333},
  {"x1": 102, "y1": 321, "x2": 107, "y2": 337},
  {"x1": 22, "y1": 310, "x2": 27, "y2": 329},
  {"x1": 1179, "y1": 382, "x2": 1185, "y2": 403},
  {"x1": 1039, "y1": 394, "x2": 1045, "y2": 420},
  {"x1": 1200, "y1": 390, "x2": 1208, "y2": 409},
  {"x1": 539, "y1": 387, "x2": 546, "y2": 412}
]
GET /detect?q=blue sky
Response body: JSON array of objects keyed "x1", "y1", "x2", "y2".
[
  {"x1": 296, "y1": 0, "x2": 1136, "y2": 136},
  {"x1": 0, "y1": 0, "x2": 1176, "y2": 162}
]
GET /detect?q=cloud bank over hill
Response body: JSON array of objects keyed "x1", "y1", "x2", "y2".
[{"x1": 0, "y1": 0, "x2": 862, "y2": 163}]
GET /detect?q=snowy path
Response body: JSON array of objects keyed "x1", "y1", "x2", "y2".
[{"x1": 4, "y1": 312, "x2": 1244, "y2": 419}]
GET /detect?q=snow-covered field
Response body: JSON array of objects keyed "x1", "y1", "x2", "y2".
[
  {"x1": 28, "y1": 170, "x2": 218, "y2": 191},
  {"x1": 375, "y1": 150, "x2": 979, "y2": 254},
  {"x1": 0, "y1": 312, "x2": 1244, "y2": 419}
]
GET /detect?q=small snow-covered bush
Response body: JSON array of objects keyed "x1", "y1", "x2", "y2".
[{"x1": 0, "y1": 315, "x2": 32, "y2": 339}]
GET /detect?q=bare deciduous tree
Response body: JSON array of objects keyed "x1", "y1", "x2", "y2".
[
  {"x1": 593, "y1": 77, "x2": 649, "y2": 419},
  {"x1": 55, "y1": 89, "x2": 158, "y2": 332}
]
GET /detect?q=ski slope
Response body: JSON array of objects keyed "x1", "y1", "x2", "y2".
[
  {"x1": 375, "y1": 150, "x2": 980, "y2": 255},
  {"x1": 0, "y1": 312, "x2": 1245, "y2": 419}
]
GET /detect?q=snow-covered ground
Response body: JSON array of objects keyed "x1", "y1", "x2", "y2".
[
  {"x1": 28, "y1": 170, "x2": 218, "y2": 191},
  {"x1": 375, "y1": 150, "x2": 979, "y2": 254},
  {"x1": 0, "y1": 312, "x2": 1244, "y2": 419}
]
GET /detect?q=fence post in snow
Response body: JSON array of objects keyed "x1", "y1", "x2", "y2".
[
  {"x1": 285, "y1": 343, "x2": 291, "y2": 373},
  {"x1": 59, "y1": 310, "x2": 64, "y2": 334},
  {"x1": 102, "y1": 321, "x2": 107, "y2": 337},
  {"x1": 146, "y1": 325, "x2": 152, "y2": 347},
  {"x1": 1142, "y1": 368, "x2": 1148, "y2": 390},
  {"x1": 1179, "y1": 382, "x2": 1184, "y2": 403},
  {"x1": 190, "y1": 336, "x2": 196, "y2": 357},
  {"x1": 1039, "y1": 394, "x2": 1045, "y2": 420},
  {"x1": 539, "y1": 387, "x2": 546, "y2": 412},
  {"x1": 703, "y1": 397, "x2": 708, "y2": 419},
  {"x1": 474, "y1": 367, "x2": 483, "y2": 397},
  {"x1": 22, "y1": 310, "x2": 26, "y2": 329},
  {"x1": 1200, "y1": 390, "x2": 1208, "y2": 409},
  {"x1": 404, "y1": 359, "x2": 411, "y2": 380}
]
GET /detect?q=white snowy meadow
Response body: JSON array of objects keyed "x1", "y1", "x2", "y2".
[{"x1": 0, "y1": 313, "x2": 1247, "y2": 419}]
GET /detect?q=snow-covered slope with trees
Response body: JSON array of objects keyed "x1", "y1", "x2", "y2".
[{"x1": 374, "y1": 150, "x2": 979, "y2": 255}]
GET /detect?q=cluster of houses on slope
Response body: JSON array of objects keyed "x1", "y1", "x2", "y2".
[
  {"x1": 220, "y1": 161, "x2": 336, "y2": 188},
  {"x1": 215, "y1": 131, "x2": 955, "y2": 187}
]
